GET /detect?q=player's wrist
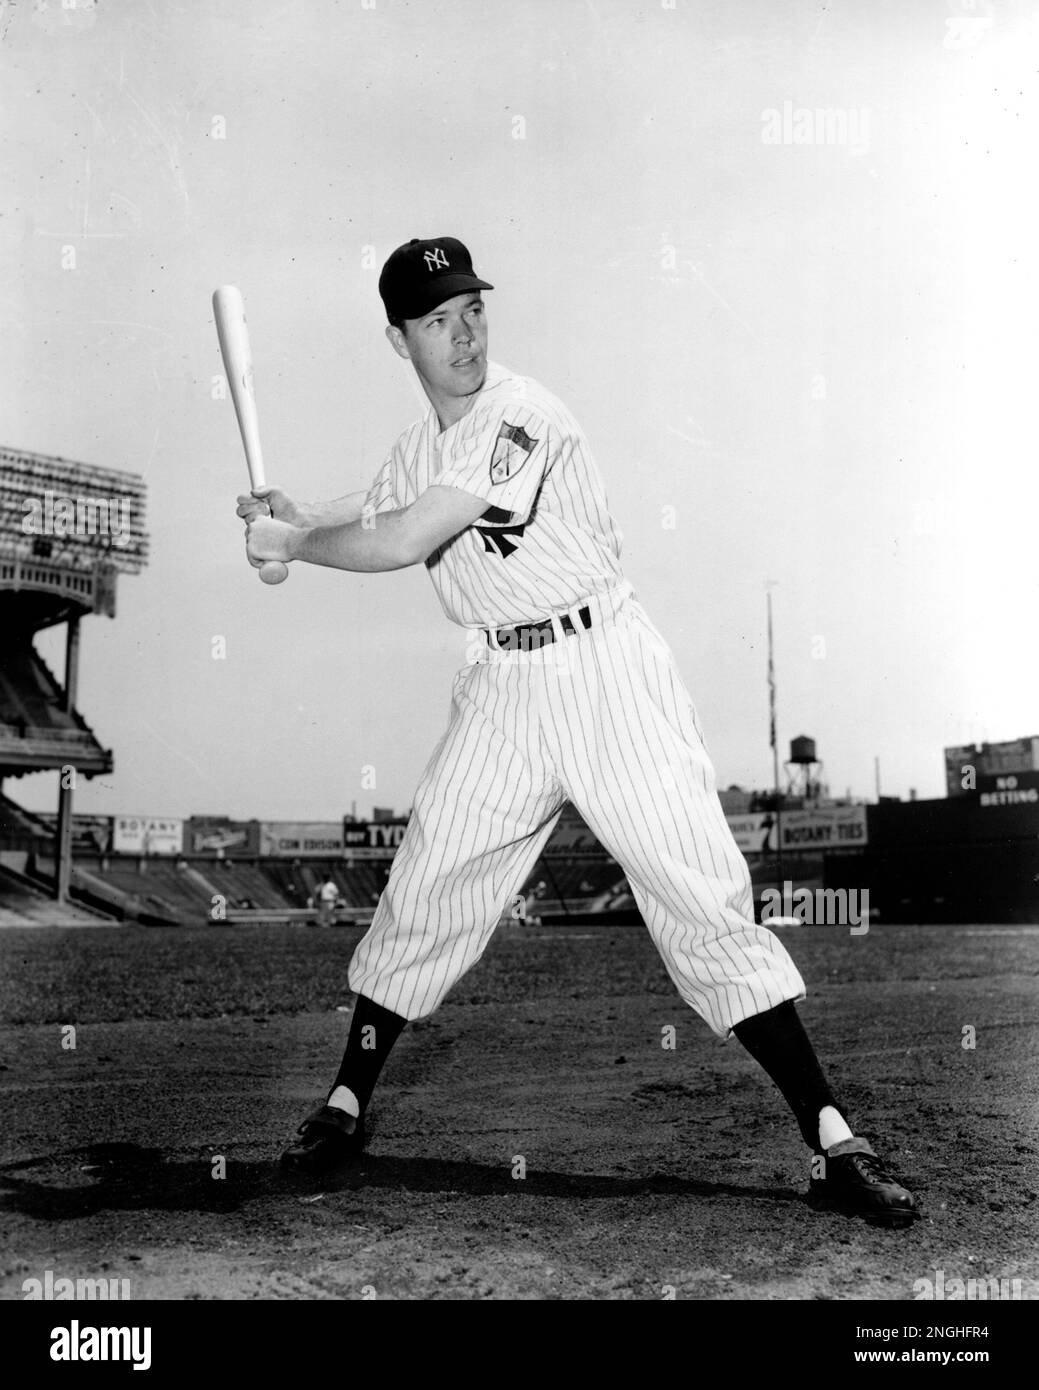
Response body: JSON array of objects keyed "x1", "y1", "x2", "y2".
[{"x1": 285, "y1": 525, "x2": 312, "y2": 562}]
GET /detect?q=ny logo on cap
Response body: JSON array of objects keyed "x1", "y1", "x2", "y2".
[{"x1": 423, "y1": 247, "x2": 449, "y2": 272}]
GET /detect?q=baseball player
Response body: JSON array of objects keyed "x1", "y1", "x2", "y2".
[
  {"x1": 239, "y1": 236, "x2": 916, "y2": 1227},
  {"x1": 315, "y1": 876, "x2": 339, "y2": 928}
]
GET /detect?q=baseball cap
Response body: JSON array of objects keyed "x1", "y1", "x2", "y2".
[{"x1": 379, "y1": 237, "x2": 494, "y2": 323}]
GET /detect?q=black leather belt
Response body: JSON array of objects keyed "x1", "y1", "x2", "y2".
[{"x1": 486, "y1": 604, "x2": 592, "y2": 651}]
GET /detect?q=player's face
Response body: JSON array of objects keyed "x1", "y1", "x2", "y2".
[{"x1": 387, "y1": 293, "x2": 488, "y2": 416}]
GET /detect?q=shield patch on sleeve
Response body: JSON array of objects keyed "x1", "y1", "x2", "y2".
[{"x1": 489, "y1": 422, "x2": 538, "y2": 485}]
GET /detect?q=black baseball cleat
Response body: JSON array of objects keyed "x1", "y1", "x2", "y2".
[
  {"x1": 809, "y1": 1137, "x2": 918, "y2": 1228},
  {"x1": 280, "y1": 1103, "x2": 366, "y2": 1176}
]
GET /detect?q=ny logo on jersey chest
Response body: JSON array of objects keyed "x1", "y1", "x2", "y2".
[
  {"x1": 490, "y1": 421, "x2": 538, "y2": 485},
  {"x1": 475, "y1": 522, "x2": 527, "y2": 558},
  {"x1": 475, "y1": 505, "x2": 526, "y2": 558}
]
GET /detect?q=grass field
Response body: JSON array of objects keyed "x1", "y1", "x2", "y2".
[{"x1": 1, "y1": 920, "x2": 1036, "y2": 1300}]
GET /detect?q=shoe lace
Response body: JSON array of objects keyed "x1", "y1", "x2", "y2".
[{"x1": 850, "y1": 1151, "x2": 899, "y2": 1185}]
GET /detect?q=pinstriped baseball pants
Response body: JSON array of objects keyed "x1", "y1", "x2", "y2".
[{"x1": 348, "y1": 587, "x2": 806, "y2": 1034}]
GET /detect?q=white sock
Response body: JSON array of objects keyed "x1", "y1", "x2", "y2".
[
  {"x1": 818, "y1": 1105, "x2": 854, "y2": 1150},
  {"x1": 327, "y1": 1085, "x2": 360, "y2": 1118}
]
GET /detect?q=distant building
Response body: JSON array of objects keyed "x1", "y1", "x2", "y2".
[
  {"x1": 717, "y1": 786, "x2": 754, "y2": 815},
  {"x1": 944, "y1": 737, "x2": 1039, "y2": 799}
]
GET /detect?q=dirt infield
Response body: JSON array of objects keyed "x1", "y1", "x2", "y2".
[{"x1": 0, "y1": 921, "x2": 1036, "y2": 1301}]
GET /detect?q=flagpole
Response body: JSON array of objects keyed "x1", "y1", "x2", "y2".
[{"x1": 767, "y1": 588, "x2": 784, "y2": 898}]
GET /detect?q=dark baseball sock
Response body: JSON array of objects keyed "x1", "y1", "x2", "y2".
[
  {"x1": 733, "y1": 1000, "x2": 850, "y2": 1151},
  {"x1": 326, "y1": 995, "x2": 407, "y2": 1116}
]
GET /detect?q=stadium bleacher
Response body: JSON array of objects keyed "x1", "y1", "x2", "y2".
[
  {"x1": 339, "y1": 862, "x2": 389, "y2": 907},
  {"x1": 29, "y1": 855, "x2": 401, "y2": 925},
  {"x1": 0, "y1": 795, "x2": 52, "y2": 835},
  {"x1": 1, "y1": 836, "x2": 633, "y2": 924},
  {"x1": 1, "y1": 780, "x2": 631, "y2": 928},
  {"x1": 258, "y1": 860, "x2": 311, "y2": 906},
  {"x1": 29, "y1": 855, "x2": 178, "y2": 925},
  {"x1": 530, "y1": 855, "x2": 621, "y2": 903},
  {"x1": 0, "y1": 864, "x2": 113, "y2": 928},
  {"x1": 0, "y1": 644, "x2": 109, "y2": 773},
  {"x1": 211, "y1": 860, "x2": 289, "y2": 911}
]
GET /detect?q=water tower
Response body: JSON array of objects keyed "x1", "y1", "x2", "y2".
[{"x1": 785, "y1": 734, "x2": 824, "y2": 802}]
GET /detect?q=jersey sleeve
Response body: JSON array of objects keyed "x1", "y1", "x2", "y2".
[
  {"x1": 361, "y1": 449, "x2": 401, "y2": 517},
  {"x1": 432, "y1": 401, "x2": 550, "y2": 523}
]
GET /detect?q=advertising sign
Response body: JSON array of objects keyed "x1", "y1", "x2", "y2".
[
  {"x1": 113, "y1": 815, "x2": 183, "y2": 855},
  {"x1": 342, "y1": 819, "x2": 409, "y2": 858},
  {"x1": 185, "y1": 817, "x2": 260, "y2": 856},
  {"x1": 259, "y1": 822, "x2": 345, "y2": 856},
  {"x1": 726, "y1": 806, "x2": 868, "y2": 852}
]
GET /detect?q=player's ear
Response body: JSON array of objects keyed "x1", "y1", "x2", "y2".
[{"x1": 385, "y1": 323, "x2": 411, "y2": 361}]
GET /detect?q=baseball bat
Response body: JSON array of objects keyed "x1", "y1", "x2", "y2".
[{"x1": 212, "y1": 284, "x2": 289, "y2": 586}]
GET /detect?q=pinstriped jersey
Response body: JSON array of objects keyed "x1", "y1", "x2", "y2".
[{"x1": 363, "y1": 361, "x2": 624, "y2": 627}]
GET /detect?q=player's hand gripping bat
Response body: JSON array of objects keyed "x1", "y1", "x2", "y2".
[{"x1": 212, "y1": 285, "x2": 289, "y2": 585}]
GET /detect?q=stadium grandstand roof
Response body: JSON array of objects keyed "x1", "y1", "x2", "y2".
[
  {"x1": 0, "y1": 446, "x2": 148, "y2": 572},
  {"x1": 1, "y1": 447, "x2": 148, "y2": 624}
]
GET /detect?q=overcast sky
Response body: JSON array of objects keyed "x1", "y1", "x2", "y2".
[{"x1": 3, "y1": 0, "x2": 1036, "y2": 822}]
